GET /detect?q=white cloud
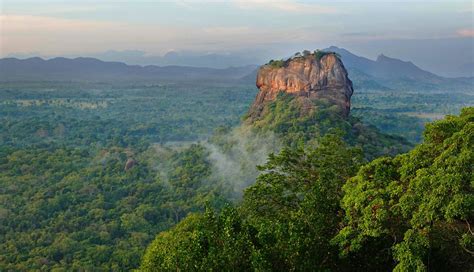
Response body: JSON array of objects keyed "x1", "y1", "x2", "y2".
[
  {"x1": 0, "y1": 15, "x2": 179, "y2": 55},
  {"x1": 0, "y1": 15, "x2": 113, "y2": 33},
  {"x1": 233, "y1": 0, "x2": 339, "y2": 14},
  {"x1": 0, "y1": 14, "x2": 327, "y2": 56}
]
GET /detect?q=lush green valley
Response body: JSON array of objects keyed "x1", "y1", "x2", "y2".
[
  {"x1": 142, "y1": 107, "x2": 474, "y2": 271},
  {"x1": 2, "y1": 0, "x2": 473, "y2": 270},
  {"x1": 0, "y1": 80, "x2": 472, "y2": 271}
]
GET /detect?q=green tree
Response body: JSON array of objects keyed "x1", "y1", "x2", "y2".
[
  {"x1": 333, "y1": 107, "x2": 474, "y2": 271},
  {"x1": 241, "y1": 132, "x2": 363, "y2": 271},
  {"x1": 140, "y1": 206, "x2": 258, "y2": 271}
]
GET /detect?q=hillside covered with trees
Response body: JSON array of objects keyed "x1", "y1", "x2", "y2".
[
  {"x1": 141, "y1": 107, "x2": 473, "y2": 271},
  {"x1": 0, "y1": 54, "x2": 472, "y2": 271}
]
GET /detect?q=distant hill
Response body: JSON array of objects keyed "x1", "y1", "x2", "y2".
[
  {"x1": 324, "y1": 46, "x2": 471, "y2": 90},
  {"x1": 325, "y1": 46, "x2": 440, "y2": 80},
  {"x1": 0, "y1": 57, "x2": 258, "y2": 83},
  {"x1": 1, "y1": 52, "x2": 472, "y2": 91},
  {"x1": 454, "y1": 76, "x2": 474, "y2": 85}
]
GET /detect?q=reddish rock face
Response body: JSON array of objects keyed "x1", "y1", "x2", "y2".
[{"x1": 248, "y1": 53, "x2": 353, "y2": 119}]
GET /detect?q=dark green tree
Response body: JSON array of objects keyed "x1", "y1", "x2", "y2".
[
  {"x1": 242, "y1": 133, "x2": 363, "y2": 271},
  {"x1": 141, "y1": 206, "x2": 258, "y2": 271},
  {"x1": 333, "y1": 107, "x2": 474, "y2": 271}
]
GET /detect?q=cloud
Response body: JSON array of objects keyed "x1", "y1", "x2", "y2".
[
  {"x1": 0, "y1": 15, "x2": 125, "y2": 55},
  {"x1": 204, "y1": 126, "x2": 281, "y2": 195},
  {"x1": 0, "y1": 14, "x2": 114, "y2": 33},
  {"x1": 27, "y1": 5, "x2": 102, "y2": 15},
  {"x1": 457, "y1": 3, "x2": 473, "y2": 13},
  {"x1": 0, "y1": 14, "x2": 197, "y2": 56},
  {"x1": 0, "y1": 14, "x2": 328, "y2": 57},
  {"x1": 457, "y1": 28, "x2": 474, "y2": 37},
  {"x1": 203, "y1": 26, "x2": 252, "y2": 35},
  {"x1": 340, "y1": 32, "x2": 378, "y2": 37},
  {"x1": 233, "y1": 0, "x2": 339, "y2": 14}
]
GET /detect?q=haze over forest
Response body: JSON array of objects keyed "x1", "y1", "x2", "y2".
[{"x1": 0, "y1": 1, "x2": 473, "y2": 271}]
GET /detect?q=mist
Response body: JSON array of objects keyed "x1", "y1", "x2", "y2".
[{"x1": 204, "y1": 126, "x2": 282, "y2": 196}]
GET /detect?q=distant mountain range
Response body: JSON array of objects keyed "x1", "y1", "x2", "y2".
[
  {"x1": 325, "y1": 46, "x2": 440, "y2": 80},
  {"x1": 0, "y1": 57, "x2": 257, "y2": 83},
  {"x1": 323, "y1": 46, "x2": 471, "y2": 90},
  {"x1": 1, "y1": 48, "x2": 472, "y2": 90}
]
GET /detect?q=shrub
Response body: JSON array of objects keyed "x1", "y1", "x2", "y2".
[{"x1": 267, "y1": 59, "x2": 285, "y2": 68}]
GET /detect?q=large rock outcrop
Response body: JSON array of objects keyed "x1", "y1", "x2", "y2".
[{"x1": 247, "y1": 52, "x2": 353, "y2": 120}]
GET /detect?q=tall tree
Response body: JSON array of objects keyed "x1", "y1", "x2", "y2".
[{"x1": 333, "y1": 107, "x2": 474, "y2": 271}]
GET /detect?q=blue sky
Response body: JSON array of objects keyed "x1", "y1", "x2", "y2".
[{"x1": 1, "y1": 0, "x2": 473, "y2": 76}]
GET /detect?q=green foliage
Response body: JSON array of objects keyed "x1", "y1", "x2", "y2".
[
  {"x1": 241, "y1": 133, "x2": 364, "y2": 271},
  {"x1": 1, "y1": 79, "x2": 471, "y2": 270},
  {"x1": 0, "y1": 143, "x2": 227, "y2": 270},
  {"x1": 0, "y1": 82, "x2": 256, "y2": 148},
  {"x1": 141, "y1": 133, "x2": 365, "y2": 271},
  {"x1": 313, "y1": 49, "x2": 332, "y2": 60},
  {"x1": 0, "y1": 81, "x2": 255, "y2": 270},
  {"x1": 333, "y1": 107, "x2": 474, "y2": 271},
  {"x1": 141, "y1": 108, "x2": 473, "y2": 271},
  {"x1": 249, "y1": 93, "x2": 412, "y2": 160},
  {"x1": 351, "y1": 90, "x2": 472, "y2": 143},
  {"x1": 265, "y1": 49, "x2": 340, "y2": 69},
  {"x1": 141, "y1": 206, "x2": 258, "y2": 271},
  {"x1": 267, "y1": 59, "x2": 285, "y2": 68},
  {"x1": 352, "y1": 107, "x2": 426, "y2": 143}
]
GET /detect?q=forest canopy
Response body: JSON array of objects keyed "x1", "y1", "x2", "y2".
[
  {"x1": 141, "y1": 107, "x2": 474, "y2": 271},
  {"x1": 0, "y1": 81, "x2": 472, "y2": 270}
]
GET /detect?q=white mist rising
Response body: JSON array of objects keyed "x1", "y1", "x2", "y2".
[{"x1": 204, "y1": 126, "x2": 282, "y2": 196}]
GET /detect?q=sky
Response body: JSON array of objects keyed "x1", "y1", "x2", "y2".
[{"x1": 1, "y1": 0, "x2": 473, "y2": 76}]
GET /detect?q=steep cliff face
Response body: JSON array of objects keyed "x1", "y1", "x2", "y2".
[{"x1": 247, "y1": 52, "x2": 353, "y2": 120}]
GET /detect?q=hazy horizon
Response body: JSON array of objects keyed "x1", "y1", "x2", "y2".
[{"x1": 1, "y1": 0, "x2": 473, "y2": 76}]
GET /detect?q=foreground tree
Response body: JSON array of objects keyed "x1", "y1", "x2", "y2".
[
  {"x1": 141, "y1": 132, "x2": 364, "y2": 271},
  {"x1": 140, "y1": 206, "x2": 258, "y2": 271},
  {"x1": 241, "y1": 132, "x2": 363, "y2": 271},
  {"x1": 333, "y1": 107, "x2": 474, "y2": 271},
  {"x1": 140, "y1": 108, "x2": 473, "y2": 271}
]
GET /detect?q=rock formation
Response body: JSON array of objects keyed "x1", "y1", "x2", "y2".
[{"x1": 247, "y1": 52, "x2": 353, "y2": 120}]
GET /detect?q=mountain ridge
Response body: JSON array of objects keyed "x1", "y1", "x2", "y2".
[
  {"x1": 323, "y1": 46, "x2": 467, "y2": 90},
  {"x1": 1, "y1": 49, "x2": 471, "y2": 90},
  {"x1": 0, "y1": 57, "x2": 258, "y2": 83},
  {"x1": 325, "y1": 46, "x2": 440, "y2": 79}
]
